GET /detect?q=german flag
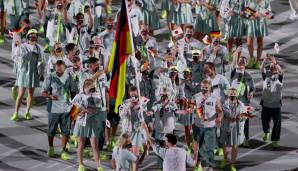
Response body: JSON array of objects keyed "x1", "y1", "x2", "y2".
[
  {"x1": 244, "y1": 7, "x2": 256, "y2": 17},
  {"x1": 108, "y1": 0, "x2": 132, "y2": 113},
  {"x1": 12, "y1": 27, "x2": 24, "y2": 34},
  {"x1": 210, "y1": 31, "x2": 221, "y2": 38},
  {"x1": 70, "y1": 105, "x2": 80, "y2": 122}
]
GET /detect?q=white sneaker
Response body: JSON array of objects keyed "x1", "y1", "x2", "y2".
[{"x1": 289, "y1": 14, "x2": 298, "y2": 20}]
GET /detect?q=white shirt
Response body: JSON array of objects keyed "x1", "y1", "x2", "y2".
[
  {"x1": 177, "y1": 38, "x2": 204, "y2": 64},
  {"x1": 193, "y1": 93, "x2": 218, "y2": 128},
  {"x1": 152, "y1": 145, "x2": 195, "y2": 171},
  {"x1": 128, "y1": 5, "x2": 144, "y2": 37},
  {"x1": 207, "y1": 74, "x2": 230, "y2": 102}
]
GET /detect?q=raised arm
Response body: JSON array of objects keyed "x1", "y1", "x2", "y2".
[
  {"x1": 86, "y1": 6, "x2": 93, "y2": 31},
  {"x1": 63, "y1": 4, "x2": 69, "y2": 24},
  {"x1": 149, "y1": 141, "x2": 167, "y2": 159}
]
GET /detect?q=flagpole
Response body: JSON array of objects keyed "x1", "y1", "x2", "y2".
[{"x1": 124, "y1": 0, "x2": 141, "y2": 99}]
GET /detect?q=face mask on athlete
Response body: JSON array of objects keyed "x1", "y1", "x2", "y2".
[
  {"x1": 213, "y1": 40, "x2": 219, "y2": 46},
  {"x1": 56, "y1": 71, "x2": 64, "y2": 77},
  {"x1": 56, "y1": 3, "x2": 64, "y2": 10},
  {"x1": 107, "y1": 24, "x2": 114, "y2": 30},
  {"x1": 229, "y1": 96, "x2": 237, "y2": 101},
  {"x1": 55, "y1": 47, "x2": 63, "y2": 53},
  {"x1": 142, "y1": 71, "x2": 149, "y2": 77},
  {"x1": 169, "y1": 71, "x2": 177, "y2": 78},
  {"x1": 130, "y1": 95, "x2": 138, "y2": 102},
  {"x1": 193, "y1": 54, "x2": 200, "y2": 62},
  {"x1": 89, "y1": 87, "x2": 96, "y2": 93},
  {"x1": 123, "y1": 143, "x2": 132, "y2": 149},
  {"x1": 28, "y1": 35, "x2": 37, "y2": 42},
  {"x1": 23, "y1": 27, "x2": 30, "y2": 35},
  {"x1": 201, "y1": 88, "x2": 209, "y2": 94},
  {"x1": 161, "y1": 94, "x2": 168, "y2": 101},
  {"x1": 238, "y1": 58, "x2": 247, "y2": 66},
  {"x1": 183, "y1": 72, "x2": 190, "y2": 79},
  {"x1": 141, "y1": 30, "x2": 148, "y2": 37},
  {"x1": 186, "y1": 33, "x2": 192, "y2": 39}
]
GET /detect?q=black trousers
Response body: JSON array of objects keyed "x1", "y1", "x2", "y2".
[
  {"x1": 98, "y1": 121, "x2": 106, "y2": 151},
  {"x1": 261, "y1": 107, "x2": 281, "y2": 141},
  {"x1": 244, "y1": 119, "x2": 249, "y2": 140}
]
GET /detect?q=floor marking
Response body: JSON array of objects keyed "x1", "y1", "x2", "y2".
[
  {"x1": 140, "y1": 161, "x2": 157, "y2": 171},
  {"x1": 29, "y1": 163, "x2": 44, "y2": 169},
  {"x1": 46, "y1": 162, "x2": 60, "y2": 168},
  {"x1": 238, "y1": 133, "x2": 290, "y2": 159},
  {"x1": 0, "y1": 146, "x2": 28, "y2": 160}
]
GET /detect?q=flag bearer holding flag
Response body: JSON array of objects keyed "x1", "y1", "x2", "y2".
[
  {"x1": 119, "y1": 86, "x2": 151, "y2": 158},
  {"x1": 108, "y1": 0, "x2": 133, "y2": 114},
  {"x1": 107, "y1": 0, "x2": 137, "y2": 154}
]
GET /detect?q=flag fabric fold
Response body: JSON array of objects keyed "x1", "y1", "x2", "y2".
[{"x1": 108, "y1": 0, "x2": 132, "y2": 113}]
